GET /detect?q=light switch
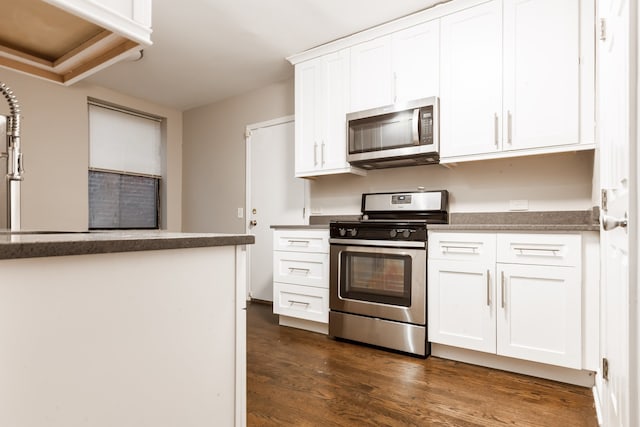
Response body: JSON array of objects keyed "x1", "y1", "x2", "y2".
[{"x1": 237, "y1": 208, "x2": 244, "y2": 218}]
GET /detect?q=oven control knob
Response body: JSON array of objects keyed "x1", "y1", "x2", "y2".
[
  {"x1": 389, "y1": 229, "x2": 397, "y2": 238},
  {"x1": 402, "y1": 229, "x2": 411, "y2": 238},
  {"x1": 339, "y1": 228, "x2": 347, "y2": 237},
  {"x1": 349, "y1": 228, "x2": 358, "y2": 237}
]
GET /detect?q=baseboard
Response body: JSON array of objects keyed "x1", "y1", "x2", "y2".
[
  {"x1": 432, "y1": 344, "x2": 595, "y2": 387},
  {"x1": 278, "y1": 315, "x2": 328, "y2": 335}
]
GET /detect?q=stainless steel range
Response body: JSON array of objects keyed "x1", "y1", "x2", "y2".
[{"x1": 329, "y1": 190, "x2": 448, "y2": 357}]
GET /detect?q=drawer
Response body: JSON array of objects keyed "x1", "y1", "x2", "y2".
[
  {"x1": 273, "y1": 251, "x2": 329, "y2": 288},
  {"x1": 273, "y1": 229, "x2": 329, "y2": 253},
  {"x1": 273, "y1": 282, "x2": 329, "y2": 323},
  {"x1": 497, "y1": 233, "x2": 581, "y2": 267},
  {"x1": 428, "y1": 232, "x2": 496, "y2": 263}
]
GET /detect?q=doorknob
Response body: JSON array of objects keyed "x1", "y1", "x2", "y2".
[
  {"x1": 249, "y1": 220, "x2": 257, "y2": 227},
  {"x1": 602, "y1": 213, "x2": 627, "y2": 231}
]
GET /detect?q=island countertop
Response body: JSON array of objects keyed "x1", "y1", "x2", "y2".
[{"x1": 0, "y1": 230, "x2": 255, "y2": 260}]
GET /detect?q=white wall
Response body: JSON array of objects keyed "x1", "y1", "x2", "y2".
[
  {"x1": 0, "y1": 68, "x2": 183, "y2": 231},
  {"x1": 182, "y1": 78, "x2": 294, "y2": 233},
  {"x1": 310, "y1": 150, "x2": 596, "y2": 214}
]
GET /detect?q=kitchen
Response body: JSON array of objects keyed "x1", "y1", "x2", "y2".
[{"x1": 0, "y1": 0, "x2": 637, "y2": 426}]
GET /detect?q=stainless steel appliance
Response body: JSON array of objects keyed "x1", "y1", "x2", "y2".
[
  {"x1": 347, "y1": 97, "x2": 439, "y2": 169},
  {"x1": 329, "y1": 190, "x2": 448, "y2": 357}
]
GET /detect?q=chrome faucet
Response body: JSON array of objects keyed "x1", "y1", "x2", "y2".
[{"x1": 0, "y1": 82, "x2": 23, "y2": 231}]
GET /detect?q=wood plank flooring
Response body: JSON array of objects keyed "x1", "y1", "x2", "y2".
[{"x1": 246, "y1": 302, "x2": 598, "y2": 426}]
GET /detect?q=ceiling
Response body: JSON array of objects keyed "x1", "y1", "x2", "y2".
[{"x1": 86, "y1": 0, "x2": 445, "y2": 111}]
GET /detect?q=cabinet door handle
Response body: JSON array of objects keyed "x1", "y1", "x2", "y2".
[
  {"x1": 486, "y1": 270, "x2": 491, "y2": 306},
  {"x1": 313, "y1": 141, "x2": 318, "y2": 166},
  {"x1": 501, "y1": 271, "x2": 506, "y2": 309},
  {"x1": 321, "y1": 141, "x2": 325, "y2": 166},
  {"x1": 494, "y1": 113, "x2": 499, "y2": 147},
  {"x1": 393, "y1": 72, "x2": 398, "y2": 103},
  {"x1": 512, "y1": 247, "x2": 560, "y2": 256},
  {"x1": 507, "y1": 110, "x2": 513, "y2": 145}
]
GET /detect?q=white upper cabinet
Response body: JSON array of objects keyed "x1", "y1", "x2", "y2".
[
  {"x1": 288, "y1": 0, "x2": 595, "y2": 172},
  {"x1": 294, "y1": 49, "x2": 365, "y2": 178},
  {"x1": 392, "y1": 20, "x2": 440, "y2": 104},
  {"x1": 0, "y1": 0, "x2": 152, "y2": 85},
  {"x1": 503, "y1": 0, "x2": 580, "y2": 150},
  {"x1": 349, "y1": 20, "x2": 440, "y2": 113},
  {"x1": 440, "y1": 0, "x2": 591, "y2": 160},
  {"x1": 440, "y1": 1, "x2": 502, "y2": 158},
  {"x1": 349, "y1": 36, "x2": 394, "y2": 112}
]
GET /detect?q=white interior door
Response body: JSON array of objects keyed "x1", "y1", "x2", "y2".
[
  {"x1": 246, "y1": 117, "x2": 307, "y2": 301},
  {"x1": 597, "y1": 0, "x2": 636, "y2": 425}
]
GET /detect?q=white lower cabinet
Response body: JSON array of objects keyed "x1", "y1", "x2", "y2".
[
  {"x1": 272, "y1": 229, "x2": 330, "y2": 333},
  {"x1": 429, "y1": 231, "x2": 583, "y2": 369}
]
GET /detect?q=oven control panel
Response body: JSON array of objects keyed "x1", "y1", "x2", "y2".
[{"x1": 330, "y1": 222, "x2": 427, "y2": 242}]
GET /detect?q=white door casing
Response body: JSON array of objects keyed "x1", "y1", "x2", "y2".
[
  {"x1": 245, "y1": 117, "x2": 307, "y2": 302},
  {"x1": 597, "y1": 0, "x2": 637, "y2": 425}
]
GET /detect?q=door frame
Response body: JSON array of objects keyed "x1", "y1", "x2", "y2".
[{"x1": 244, "y1": 115, "x2": 309, "y2": 301}]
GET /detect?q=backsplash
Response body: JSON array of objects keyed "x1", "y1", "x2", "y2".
[{"x1": 309, "y1": 151, "x2": 595, "y2": 215}]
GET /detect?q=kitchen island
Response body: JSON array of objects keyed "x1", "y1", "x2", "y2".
[{"x1": 0, "y1": 231, "x2": 253, "y2": 427}]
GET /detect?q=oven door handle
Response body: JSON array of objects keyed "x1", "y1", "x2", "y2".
[{"x1": 329, "y1": 238, "x2": 426, "y2": 249}]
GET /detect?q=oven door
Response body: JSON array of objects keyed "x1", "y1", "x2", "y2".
[{"x1": 329, "y1": 240, "x2": 426, "y2": 325}]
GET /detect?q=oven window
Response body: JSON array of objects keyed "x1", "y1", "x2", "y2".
[{"x1": 340, "y1": 252, "x2": 411, "y2": 306}]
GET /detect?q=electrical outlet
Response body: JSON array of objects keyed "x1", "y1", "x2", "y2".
[
  {"x1": 509, "y1": 200, "x2": 529, "y2": 211},
  {"x1": 237, "y1": 208, "x2": 244, "y2": 218},
  {"x1": 311, "y1": 207, "x2": 322, "y2": 214}
]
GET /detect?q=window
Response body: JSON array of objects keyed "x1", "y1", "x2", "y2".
[{"x1": 88, "y1": 101, "x2": 163, "y2": 229}]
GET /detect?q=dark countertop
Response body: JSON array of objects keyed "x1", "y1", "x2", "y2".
[
  {"x1": 0, "y1": 230, "x2": 255, "y2": 260},
  {"x1": 428, "y1": 210, "x2": 600, "y2": 232}
]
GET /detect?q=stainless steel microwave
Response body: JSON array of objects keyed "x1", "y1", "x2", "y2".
[{"x1": 346, "y1": 96, "x2": 439, "y2": 169}]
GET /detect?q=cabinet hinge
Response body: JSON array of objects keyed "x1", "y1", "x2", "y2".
[
  {"x1": 601, "y1": 189, "x2": 608, "y2": 212},
  {"x1": 602, "y1": 357, "x2": 609, "y2": 380},
  {"x1": 245, "y1": 129, "x2": 252, "y2": 138},
  {"x1": 600, "y1": 18, "x2": 607, "y2": 41}
]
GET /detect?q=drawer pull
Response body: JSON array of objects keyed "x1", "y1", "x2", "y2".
[
  {"x1": 441, "y1": 245, "x2": 478, "y2": 254},
  {"x1": 288, "y1": 267, "x2": 311, "y2": 275},
  {"x1": 288, "y1": 300, "x2": 310, "y2": 306},
  {"x1": 513, "y1": 247, "x2": 560, "y2": 256},
  {"x1": 287, "y1": 240, "x2": 310, "y2": 246}
]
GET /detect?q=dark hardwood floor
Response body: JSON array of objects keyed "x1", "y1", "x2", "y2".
[{"x1": 247, "y1": 302, "x2": 598, "y2": 426}]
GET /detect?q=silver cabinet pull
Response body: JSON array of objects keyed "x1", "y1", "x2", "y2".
[
  {"x1": 321, "y1": 141, "x2": 325, "y2": 166},
  {"x1": 288, "y1": 267, "x2": 310, "y2": 275},
  {"x1": 441, "y1": 245, "x2": 478, "y2": 254},
  {"x1": 313, "y1": 141, "x2": 318, "y2": 166},
  {"x1": 494, "y1": 113, "x2": 499, "y2": 147},
  {"x1": 513, "y1": 247, "x2": 560, "y2": 256},
  {"x1": 486, "y1": 270, "x2": 491, "y2": 306},
  {"x1": 501, "y1": 271, "x2": 505, "y2": 309},
  {"x1": 287, "y1": 239, "x2": 310, "y2": 246},
  {"x1": 288, "y1": 300, "x2": 310, "y2": 306},
  {"x1": 507, "y1": 110, "x2": 513, "y2": 145}
]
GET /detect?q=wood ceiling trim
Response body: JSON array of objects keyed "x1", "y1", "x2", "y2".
[
  {"x1": 62, "y1": 39, "x2": 139, "y2": 83},
  {"x1": 0, "y1": 56, "x2": 64, "y2": 83}
]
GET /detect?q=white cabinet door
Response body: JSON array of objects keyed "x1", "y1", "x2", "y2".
[
  {"x1": 320, "y1": 49, "x2": 351, "y2": 171},
  {"x1": 497, "y1": 264, "x2": 581, "y2": 369},
  {"x1": 349, "y1": 35, "x2": 394, "y2": 112},
  {"x1": 294, "y1": 58, "x2": 322, "y2": 175},
  {"x1": 503, "y1": 0, "x2": 580, "y2": 150},
  {"x1": 428, "y1": 260, "x2": 496, "y2": 353},
  {"x1": 440, "y1": 0, "x2": 502, "y2": 157},
  {"x1": 392, "y1": 20, "x2": 440, "y2": 102}
]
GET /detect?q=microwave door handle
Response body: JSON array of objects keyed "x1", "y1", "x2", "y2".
[{"x1": 412, "y1": 108, "x2": 420, "y2": 145}]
